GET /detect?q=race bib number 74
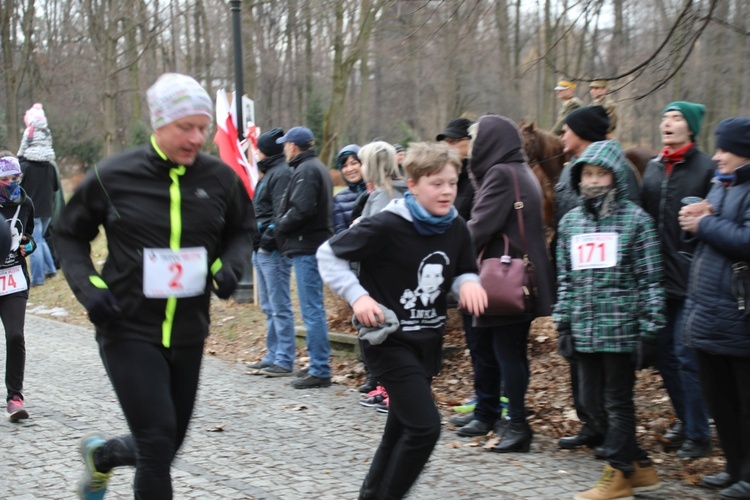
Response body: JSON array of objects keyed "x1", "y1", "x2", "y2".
[
  {"x1": 571, "y1": 233, "x2": 619, "y2": 270},
  {"x1": 143, "y1": 247, "x2": 208, "y2": 298},
  {"x1": 0, "y1": 266, "x2": 27, "y2": 296}
]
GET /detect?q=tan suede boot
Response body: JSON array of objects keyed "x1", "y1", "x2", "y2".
[
  {"x1": 630, "y1": 459, "x2": 661, "y2": 493},
  {"x1": 573, "y1": 465, "x2": 634, "y2": 500}
]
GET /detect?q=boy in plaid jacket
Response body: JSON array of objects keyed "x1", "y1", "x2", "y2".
[{"x1": 554, "y1": 140, "x2": 666, "y2": 500}]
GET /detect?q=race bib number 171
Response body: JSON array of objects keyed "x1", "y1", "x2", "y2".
[{"x1": 571, "y1": 233, "x2": 619, "y2": 270}]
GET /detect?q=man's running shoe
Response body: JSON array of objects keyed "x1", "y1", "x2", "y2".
[{"x1": 78, "y1": 432, "x2": 112, "y2": 500}]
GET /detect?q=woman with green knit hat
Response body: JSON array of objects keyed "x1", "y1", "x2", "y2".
[{"x1": 640, "y1": 101, "x2": 715, "y2": 459}]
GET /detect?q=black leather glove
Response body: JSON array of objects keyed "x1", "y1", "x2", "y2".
[
  {"x1": 633, "y1": 338, "x2": 659, "y2": 370},
  {"x1": 556, "y1": 323, "x2": 575, "y2": 360},
  {"x1": 85, "y1": 289, "x2": 121, "y2": 326},
  {"x1": 212, "y1": 268, "x2": 238, "y2": 299}
]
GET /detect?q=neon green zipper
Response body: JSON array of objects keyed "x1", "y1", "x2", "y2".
[{"x1": 151, "y1": 135, "x2": 185, "y2": 348}]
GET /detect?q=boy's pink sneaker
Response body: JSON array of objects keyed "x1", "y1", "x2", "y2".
[
  {"x1": 7, "y1": 395, "x2": 29, "y2": 422},
  {"x1": 359, "y1": 386, "x2": 388, "y2": 407},
  {"x1": 364, "y1": 386, "x2": 386, "y2": 398},
  {"x1": 376, "y1": 397, "x2": 389, "y2": 414}
]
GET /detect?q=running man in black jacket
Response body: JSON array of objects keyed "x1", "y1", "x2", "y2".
[{"x1": 55, "y1": 73, "x2": 256, "y2": 500}]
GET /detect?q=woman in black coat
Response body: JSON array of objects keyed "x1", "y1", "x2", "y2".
[{"x1": 455, "y1": 115, "x2": 555, "y2": 452}]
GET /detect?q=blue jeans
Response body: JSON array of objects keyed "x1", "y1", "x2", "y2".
[
  {"x1": 658, "y1": 298, "x2": 710, "y2": 440},
  {"x1": 252, "y1": 251, "x2": 295, "y2": 370},
  {"x1": 291, "y1": 254, "x2": 330, "y2": 378},
  {"x1": 31, "y1": 217, "x2": 56, "y2": 285}
]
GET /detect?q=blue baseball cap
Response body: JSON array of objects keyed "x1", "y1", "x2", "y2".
[{"x1": 276, "y1": 126, "x2": 314, "y2": 147}]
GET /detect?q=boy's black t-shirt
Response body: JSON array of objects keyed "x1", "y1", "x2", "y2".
[{"x1": 327, "y1": 211, "x2": 477, "y2": 377}]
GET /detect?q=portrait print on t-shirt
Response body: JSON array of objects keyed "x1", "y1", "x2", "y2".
[{"x1": 399, "y1": 251, "x2": 449, "y2": 331}]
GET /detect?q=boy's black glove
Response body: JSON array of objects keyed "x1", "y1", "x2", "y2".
[
  {"x1": 633, "y1": 338, "x2": 659, "y2": 370},
  {"x1": 85, "y1": 289, "x2": 122, "y2": 326},
  {"x1": 212, "y1": 268, "x2": 238, "y2": 299},
  {"x1": 556, "y1": 323, "x2": 575, "y2": 360}
]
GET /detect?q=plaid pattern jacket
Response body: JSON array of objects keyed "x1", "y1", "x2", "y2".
[{"x1": 554, "y1": 140, "x2": 666, "y2": 353}]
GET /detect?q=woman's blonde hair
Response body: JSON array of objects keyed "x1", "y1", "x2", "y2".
[{"x1": 359, "y1": 141, "x2": 400, "y2": 197}]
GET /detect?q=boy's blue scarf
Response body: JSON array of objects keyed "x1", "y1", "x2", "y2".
[{"x1": 404, "y1": 191, "x2": 456, "y2": 235}]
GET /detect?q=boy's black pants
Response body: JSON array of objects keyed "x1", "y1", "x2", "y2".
[
  {"x1": 577, "y1": 352, "x2": 648, "y2": 473},
  {"x1": 361, "y1": 366, "x2": 441, "y2": 499}
]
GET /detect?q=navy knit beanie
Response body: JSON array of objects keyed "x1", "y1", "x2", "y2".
[
  {"x1": 564, "y1": 106, "x2": 610, "y2": 142},
  {"x1": 715, "y1": 117, "x2": 750, "y2": 158}
]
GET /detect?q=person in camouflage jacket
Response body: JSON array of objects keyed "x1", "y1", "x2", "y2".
[{"x1": 554, "y1": 139, "x2": 666, "y2": 499}]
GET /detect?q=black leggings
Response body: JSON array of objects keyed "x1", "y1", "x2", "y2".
[
  {"x1": 95, "y1": 336, "x2": 204, "y2": 500},
  {"x1": 1, "y1": 294, "x2": 26, "y2": 401},
  {"x1": 360, "y1": 366, "x2": 441, "y2": 499}
]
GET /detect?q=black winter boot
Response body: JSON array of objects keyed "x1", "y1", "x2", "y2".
[
  {"x1": 488, "y1": 420, "x2": 533, "y2": 453},
  {"x1": 358, "y1": 371, "x2": 378, "y2": 393}
]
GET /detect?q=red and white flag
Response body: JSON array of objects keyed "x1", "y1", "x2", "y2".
[{"x1": 213, "y1": 89, "x2": 258, "y2": 198}]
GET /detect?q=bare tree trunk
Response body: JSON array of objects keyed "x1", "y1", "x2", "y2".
[
  {"x1": 731, "y1": 0, "x2": 746, "y2": 112},
  {"x1": 542, "y1": 0, "x2": 555, "y2": 128},
  {"x1": 284, "y1": 0, "x2": 297, "y2": 120},
  {"x1": 102, "y1": 32, "x2": 118, "y2": 157},
  {"x1": 609, "y1": 0, "x2": 624, "y2": 76},
  {"x1": 358, "y1": 40, "x2": 370, "y2": 144},
  {"x1": 320, "y1": 0, "x2": 383, "y2": 165},
  {"x1": 303, "y1": 0, "x2": 313, "y2": 113},
  {"x1": 321, "y1": 0, "x2": 345, "y2": 165},
  {"x1": 244, "y1": 0, "x2": 257, "y2": 98},
  {"x1": 495, "y1": 0, "x2": 518, "y2": 116},
  {"x1": 123, "y1": 3, "x2": 142, "y2": 143},
  {"x1": 702, "y1": 0, "x2": 728, "y2": 148},
  {"x1": 1, "y1": 0, "x2": 35, "y2": 151}
]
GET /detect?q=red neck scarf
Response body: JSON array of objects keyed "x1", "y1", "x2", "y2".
[{"x1": 660, "y1": 142, "x2": 693, "y2": 176}]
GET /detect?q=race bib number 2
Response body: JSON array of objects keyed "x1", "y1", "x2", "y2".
[
  {"x1": 571, "y1": 233, "x2": 619, "y2": 270},
  {"x1": 143, "y1": 247, "x2": 208, "y2": 298}
]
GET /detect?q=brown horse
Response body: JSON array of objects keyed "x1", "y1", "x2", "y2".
[
  {"x1": 518, "y1": 120, "x2": 569, "y2": 228},
  {"x1": 624, "y1": 146, "x2": 657, "y2": 180}
]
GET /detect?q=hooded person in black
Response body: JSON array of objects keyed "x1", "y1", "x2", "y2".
[
  {"x1": 247, "y1": 128, "x2": 297, "y2": 377},
  {"x1": 455, "y1": 115, "x2": 555, "y2": 453}
]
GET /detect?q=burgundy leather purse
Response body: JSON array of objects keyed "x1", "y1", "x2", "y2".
[{"x1": 476, "y1": 168, "x2": 537, "y2": 315}]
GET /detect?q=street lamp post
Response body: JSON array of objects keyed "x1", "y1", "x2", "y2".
[
  {"x1": 230, "y1": 0, "x2": 244, "y2": 142},
  {"x1": 229, "y1": 0, "x2": 254, "y2": 303}
]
